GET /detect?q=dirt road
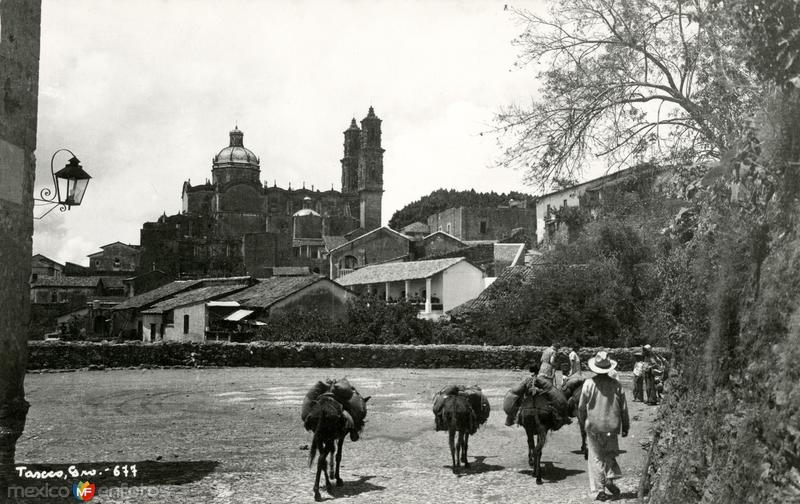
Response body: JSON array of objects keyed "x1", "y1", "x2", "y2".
[{"x1": 14, "y1": 367, "x2": 656, "y2": 503}]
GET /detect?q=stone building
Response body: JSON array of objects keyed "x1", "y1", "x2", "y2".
[
  {"x1": 87, "y1": 241, "x2": 140, "y2": 273},
  {"x1": 535, "y1": 164, "x2": 673, "y2": 245},
  {"x1": 140, "y1": 107, "x2": 385, "y2": 278},
  {"x1": 426, "y1": 200, "x2": 536, "y2": 245}
]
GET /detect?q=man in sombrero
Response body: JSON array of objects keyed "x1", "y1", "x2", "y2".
[{"x1": 578, "y1": 350, "x2": 630, "y2": 501}]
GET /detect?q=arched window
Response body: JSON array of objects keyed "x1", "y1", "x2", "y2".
[{"x1": 341, "y1": 255, "x2": 358, "y2": 269}]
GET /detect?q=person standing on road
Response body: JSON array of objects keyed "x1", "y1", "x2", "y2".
[
  {"x1": 538, "y1": 342, "x2": 559, "y2": 385},
  {"x1": 567, "y1": 345, "x2": 582, "y2": 377},
  {"x1": 632, "y1": 351, "x2": 645, "y2": 402},
  {"x1": 578, "y1": 350, "x2": 630, "y2": 501},
  {"x1": 642, "y1": 344, "x2": 666, "y2": 405}
]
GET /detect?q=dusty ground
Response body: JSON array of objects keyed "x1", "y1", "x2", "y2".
[{"x1": 13, "y1": 368, "x2": 657, "y2": 503}]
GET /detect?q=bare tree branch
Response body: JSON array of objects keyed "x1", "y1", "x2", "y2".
[{"x1": 496, "y1": 0, "x2": 764, "y2": 189}]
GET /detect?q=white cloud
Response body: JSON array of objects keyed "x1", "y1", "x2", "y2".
[{"x1": 34, "y1": 0, "x2": 546, "y2": 265}]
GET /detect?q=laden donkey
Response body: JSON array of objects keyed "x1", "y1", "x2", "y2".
[
  {"x1": 433, "y1": 384, "x2": 491, "y2": 473},
  {"x1": 304, "y1": 394, "x2": 347, "y2": 501},
  {"x1": 302, "y1": 379, "x2": 370, "y2": 498}
]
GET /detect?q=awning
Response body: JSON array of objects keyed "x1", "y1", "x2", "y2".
[{"x1": 224, "y1": 309, "x2": 254, "y2": 322}]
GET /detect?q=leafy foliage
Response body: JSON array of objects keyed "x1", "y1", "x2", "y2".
[
  {"x1": 449, "y1": 217, "x2": 659, "y2": 347},
  {"x1": 735, "y1": 0, "x2": 800, "y2": 87},
  {"x1": 254, "y1": 295, "x2": 434, "y2": 345},
  {"x1": 388, "y1": 188, "x2": 534, "y2": 230},
  {"x1": 646, "y1": 90, "x2": 800, "y2": 504}
]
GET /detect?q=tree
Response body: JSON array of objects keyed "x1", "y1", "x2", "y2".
[{"x1": 497, "y1": 0, "x2": 765, "y2": 188}]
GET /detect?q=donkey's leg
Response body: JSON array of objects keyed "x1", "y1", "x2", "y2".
[
  {"x1": 455, "y1": 431, "x2": 464, "y2": 470},
  {"x1": 335, "y1": 435, "x2": 345, "y2": 487},
  {"x1": 534, "y1": 429, "x2": 548, "y2": 485},
  {"x1": 321, "y1": 442, "x2": 334, "y2": 495},
  {"x1": 449, "y1": 429, "x2": 458, "y2": 473},
  {"x1": 314, "y1": 445, "x2": 324, "y2": 501},
  {"x1": 525, "y1": 425, "x2": 536, "y2": 468},
  {"x1": 462, "y1": 432, "x2": 470, "y2": 468}
]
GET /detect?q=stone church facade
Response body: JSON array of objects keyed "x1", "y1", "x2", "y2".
[{"x1": 140, "y1": 107, "x2": 385, "y2": 277}]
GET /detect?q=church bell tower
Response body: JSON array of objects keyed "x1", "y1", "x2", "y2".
[{"x1": 357, "y1": 106, "x2": 384, "y2": 231}]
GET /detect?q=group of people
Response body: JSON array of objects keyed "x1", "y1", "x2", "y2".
[
  {"x1": 506, "y1": 342, "x2": 664, "y2": 501},
  {"x1": 632, "y1": 344, "x2": 668, "y2": 405}
]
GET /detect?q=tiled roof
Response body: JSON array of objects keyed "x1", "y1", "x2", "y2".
[
  {"x1": 221, "y1": 276, "x2": 323, "y2": 309},
  {"x1": 401, "y1": 222, "x2": 429, "y2": 234},
  {"x1": 494, "y1": 243, "x2": 526, "y2": 266},
  {"x1": 30, "y1": 276, "x2": 102, "y2": 288},
  {"x1": 292, "y1": 238, "x2": 324, "y2": 247},
  {"x1": 142, "y1": 284, "x2": 250, "y2": 314},
  {"x1": 112, "y1": 280, "x2": 203, "y2": 311},
  {"x1": 32, "y1": 254, "x2": 62, "y2": 266},
  {"x1": 337, "y1": 257, "x2": 465, "y2": 286},
  {"x1": 448, "y1": 265, "x2": 535, "y2": 317},
  {"x1": 100, "y1": 276, "x2": 126, "y2": 289},
  {"x1": 527, "y1": 252, "x2": 548, "y2": 265},
  {"x1": 463, "y1": 240, "x2": 499, "y2": 246},
  {"x1": 322, "y1": 235, "x2": 348, "y2": 251},
  {"x1": 422, "y1": 231, "x2": 465, "y2": 245},
  {"x1": 331, "y1": 226, "x2": 410, "y2": 252},
  {"x1": 271, "y1": 266, "x2": 312, "y2": 276}
]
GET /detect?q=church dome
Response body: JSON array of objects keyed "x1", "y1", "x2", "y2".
[{"x1": 213, "y1": 126, "x2": 259, "y2": 166}]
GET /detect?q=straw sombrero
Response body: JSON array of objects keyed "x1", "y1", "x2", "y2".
[{"x1": 588, "y1": 350, "x2": 618, "y2": 374}]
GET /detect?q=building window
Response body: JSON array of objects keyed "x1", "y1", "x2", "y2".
[
  {"x1": 446, "y1": 223, "x2": 451, "y2": 234},
  {"x1": 150, "y1": 324, "x2": 156, "y2": 341},
  {"x1": 480, "y1": 221, "x2": 487, "y2": 234},
  {"x1": 563, "y1": 199, "x2": 568, "y2": 207},
  {"x1": 183, "y1": 314, "x2": 189, "y2": 334},
  {"x1": 113, "y1": 257, "x2": 121, "y2": 269}
]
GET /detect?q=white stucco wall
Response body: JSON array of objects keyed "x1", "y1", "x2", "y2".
[
  {"x1": 535, "y1": 186, "x2": 586, "y2": 244},
  {"x1": 440, "y1": 260, "x2": 485, "y2": 312},
  {"x1": 141, "y1": 313, "x2": 163, "y2": 342},
  {"x1": 163, "y1": 303, "x2": 207, "y2": 342}
]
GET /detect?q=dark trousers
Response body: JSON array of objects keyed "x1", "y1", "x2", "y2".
[
  {"x1": 644, "y1": 368, "x2": 659, "y2": 404},
  {"x1": 633, "y1": 375, "x2": 644, "y2": 401}
]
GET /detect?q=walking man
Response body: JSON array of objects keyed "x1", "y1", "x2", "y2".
[{"x1": 578, "y1": 350, "x2": 630, "y2": 501}]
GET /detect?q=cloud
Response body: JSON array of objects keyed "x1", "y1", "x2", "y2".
[{"x1": 34, "y1": 0, "x2": 545, "y2": 264}]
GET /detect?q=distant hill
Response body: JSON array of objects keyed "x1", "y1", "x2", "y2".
[{"x1": 388, "y1": 189, "x2": 535, "y2": 230}]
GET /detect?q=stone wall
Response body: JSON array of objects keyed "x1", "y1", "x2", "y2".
[
  {"x1": 27, "y1": 341, "x2": 664, "y2": 372},
  {"x1": 1, "y1": 0, "x2": 41, "y2": 464}
]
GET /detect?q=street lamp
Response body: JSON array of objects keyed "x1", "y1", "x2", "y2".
[{"x1": 33, "y1": 149, "x2": 92, "y2": 219}]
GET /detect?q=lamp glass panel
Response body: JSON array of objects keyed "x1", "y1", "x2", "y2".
[{"x1": 65, "y1": 177, "x2": 89, "y2": 206}]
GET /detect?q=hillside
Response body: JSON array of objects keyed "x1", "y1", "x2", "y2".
[{"x1": 388, "y1": 188, "x2": 535, "y2": 230}]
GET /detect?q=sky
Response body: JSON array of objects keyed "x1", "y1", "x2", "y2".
[{"x1": 33, "y1": 0, "x2": 552, "y2": 265}]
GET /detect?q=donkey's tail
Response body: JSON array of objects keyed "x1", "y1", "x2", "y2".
[{"x1": 308, "y1": 413, "x2": 324, "y2": 467}]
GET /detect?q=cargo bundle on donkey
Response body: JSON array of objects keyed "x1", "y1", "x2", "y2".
[
  {"x1": 301, "y1": 378, "x2": 370, "y2": 500},
  {"x1": 432, "y1": 384, "x2": 491, "y2": 473}
]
